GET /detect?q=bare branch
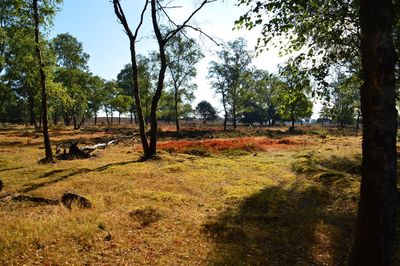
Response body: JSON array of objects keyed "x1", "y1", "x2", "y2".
[
  {"x1": 182, "y1": 25, "x2": 220, "y2": 46},
  {"x1": 164, "y1": 0, "x2": 217, "y2": 43}
]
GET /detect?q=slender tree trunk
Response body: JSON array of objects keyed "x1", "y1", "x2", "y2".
[
  {"x1": 73, "y1": 114, "x2": 77, "y2": 130},
  {"x1": 27, "y1": 88, "x2": 37, "y2": 128},
  {"x1": 350, "y1": 0, "x2": 397, "y2": 264},
  {"x1": 291, "y1": 106, "x2": 295, "y2": 129},
  {"x1": 33, "y1": 0, "x2": 52, "y2": 161},
  {"x1": 111, "y1": 110, "x2": 114, "y2": 125},
  {"x1": 105, "y1": 110, "x2": 110, "y2": 125},
  {"x1": 356, "y1": 110, "x2": 361, "y2": 129},
  {"x1": 77, "y1": 113, "x2": 85, "y2": 129},
  {"x1": 232, "y1": 104, "x2": 237, "y2": 129},
  {"x1": 118, "y1": 113, "x2": 121, "y2": 124},
  {"x1": 94, "y1": 112, "x2": 97, "y2": 125},
  {"x1": 222, "y1": 92, "x2": 228, "y2": 131},
  {"x1": 174, "y1": 85, "x2": 180, "y2": 132}
]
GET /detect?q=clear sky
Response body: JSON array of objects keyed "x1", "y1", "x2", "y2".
[{"x1": 52, "y1": 0, "x2": 319, "y2": 117}]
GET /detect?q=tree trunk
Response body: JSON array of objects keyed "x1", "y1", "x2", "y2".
[
  {"x1": 33, "y1": 0, "x2": 52, "y2": 162},
  {"x1": 105, "y1": 110, "x2": 110, "y2": 125},
  {"x1": 27, "y1": 88, "x2": 37, "y2": 129},
  {"x1": 111, "y1": 110, "x2": 114, "y2": 125},
  {"x1": 356, "y1": 110, "x2": 361, "y2": 130},
  {"x1": 118, "y1": 113, "x2": 121, "y2": 124},
  {"x1": 222, "y1": 92, "x2": 228, "y2": 131},
  {"x1": 73, "y1": 114, "x2": 77, "y2": 130},
  {"x1": 77, "y1": 113, "x2": 85, "y2": 129},
  {"x1": 174, "y1": 85, "x2": 180, "y2": 132},
  {"x1": 232, "y1": 104, "x2": 237, "y2": 129},
  {"x1": 350, "y1": 0, "x2": 397, "y2": 264},
  {"x1": 291, "y1": 106, "x2": 295, "y2": 130}
]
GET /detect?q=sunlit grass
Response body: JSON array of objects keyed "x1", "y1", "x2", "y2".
[{"x1": 0, "y1": 125, "x2": 363, "y2": 264}]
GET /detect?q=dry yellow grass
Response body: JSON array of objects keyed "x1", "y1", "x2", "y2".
[{"x1": 0, "y1": 125, "x2": 364, "y2": 265}]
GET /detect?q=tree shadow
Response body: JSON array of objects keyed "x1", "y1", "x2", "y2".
[
  {"x1": 202, "y1": 180, "x2": 355, "y2": 265},
  {"x1": 18, "y1": 159, "x2": 141, "y2": 194}
]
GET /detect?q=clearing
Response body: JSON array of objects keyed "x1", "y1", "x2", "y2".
[{"x1": 0, "y1": 124, "x2": 388, "y2": 265}]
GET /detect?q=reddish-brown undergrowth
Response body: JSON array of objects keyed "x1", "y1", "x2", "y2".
[{"x1": 157, "y1": 137, "x2": 300, "y2": 154}]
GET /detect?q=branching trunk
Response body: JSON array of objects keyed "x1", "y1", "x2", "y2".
[
  {"x1": 351, "y1": 0, "x2": 397, "y2": 264},
  {"x1": 113, "y1": 0, "x2": 151, "y2": 157},
  {"x1": 33, "y1": 0, "x2": 52, "y2": 162}
]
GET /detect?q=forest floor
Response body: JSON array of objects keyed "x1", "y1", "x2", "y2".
[{"x1": 0, "y1": 123, "x2": 392, "y2": 265}]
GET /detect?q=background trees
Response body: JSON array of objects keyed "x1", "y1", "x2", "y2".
[
  {"x1": 196, "y1": 100, "x2": 217, "y2": 124},
  {"x1": 209, "y1": 38, "x2": 253, "y2": 130},
  {"x1": 166, "y1": 32, "x2": 203, "y2": 131}
]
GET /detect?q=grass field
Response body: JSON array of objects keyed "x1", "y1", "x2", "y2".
[{"x1": 0, "y1": 124, "x2": 381, "y2": 265}]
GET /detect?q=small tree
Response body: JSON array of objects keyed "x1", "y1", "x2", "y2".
[{"x1": 196, "y1": 100, "x2": 217, "y2": 124}]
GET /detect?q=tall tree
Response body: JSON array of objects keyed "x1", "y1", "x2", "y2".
[
  {"x1": 209, "y1": 38, "x2": 253, "y2": 130},
  {"x1": 351, "y1": 0, "x2": 397, "y2": 264},
  {"x1": 113, "y1": 0, "x2": 215, "y2": 159},
  {"x1": 237, "y1": 0, "x2": 398, "y2": 262},
  {"x1": 166, "y1": 32, "x2": 203, "y2": 131},
  {"x1": 33, "y1": 0, "x2": 59, "y2": 162},
  {"x1": 277, "y1": 62, "x2": 313, "y2": 129}
]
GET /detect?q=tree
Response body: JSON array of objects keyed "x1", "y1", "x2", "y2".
[
  {"x1": 113, "y1": 0, "x2": 215, "y2": 159},
  {"x1": 196, "y1": 100, "x2": 217, "y2": 124},
  {"x1": 278, "y1": 62, "x2": 313, "y2": 130},
  {"x1": 86, "y1": 75, "x2": 106, "y2": 125},
  {"x1": 350, "y1": 0, "x2": 398, "y2": 264},
  {"x1": 326, "y1": 73, "x2": 361, "y2": 129},
  {"x1": 52, "y1": 33, "x2": 92, "y2": 129},
  {"x1": 238, "y1": 69, "x2": 282, "y2": 126},
  {"x1": 237, "y1": 0, "x2": 398, "y2": 262},
  {"x1": 52, "y1": 33, "x2": 89, "y2": 70},
  {"x1": 33, "y1": 0, "x2": 62, "y2": 162},
  {"x1": 116, "y1": 56, "x2": 153, "y2": 124},
  {"x1": 209, "y1": 38, "x2": 253, "y2": 130},
  {"x1": 236, "y1": 0, "x2": 361, "y2": 89},
  {"x1": 110, "y1": 94, "x2": 133, "y2": 124},
  {"x1": 166, "y1": 32, "x2": 203, "y2": 131}
]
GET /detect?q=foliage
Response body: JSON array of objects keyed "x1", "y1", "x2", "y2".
[
  {"x1": 208, "y1": 38, "x2": 253, "y2": 129},
  {"x1": 235, "y1": 0, "x2": 361, "y2": 90},
  {"x1": 166, "y1": 32, "x2": 204, "y2": 130},
  {"x1": 196, "y1": 100, "x2": 217, "y2": 124},
  {"x1": 277, "y1": 62, "x2": 313, "y2": 128}
]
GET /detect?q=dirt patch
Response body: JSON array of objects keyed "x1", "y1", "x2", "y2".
[{"x1": 157, "y1": 137, "x2": 300, "y2": 154}]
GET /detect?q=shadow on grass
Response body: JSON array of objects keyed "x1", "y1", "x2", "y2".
[
  {"x1": 19, "y1": 159, "x2": 141, "y2": 193},
  {"x1": 202, "y1": 180, "x2": 355, "y2": 265}
]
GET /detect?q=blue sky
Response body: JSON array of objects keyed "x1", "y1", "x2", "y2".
[{"x1": 51, "y1": 0, "x2": 299, "y2": 113}]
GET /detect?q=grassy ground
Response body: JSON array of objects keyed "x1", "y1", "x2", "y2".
[{"x1": 0, "y1": 124, "x2": 365, "y2": 265}]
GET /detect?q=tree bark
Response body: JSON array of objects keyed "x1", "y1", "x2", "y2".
[
  {"x1": 27, "y1": 87, "x2": 37, "y2": 128},
  {"x1": 350, "y1": 0, "x2": 397, "y2": 264},
  {"x1": 174, "y1": 84, "x2": 180, "y2": 132},
  {"x1": 33, "y1": 0, "x2": 52, "y2": 162}
]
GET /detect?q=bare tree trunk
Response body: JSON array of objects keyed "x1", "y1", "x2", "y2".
[
  {"x1": 174, "y1": 85, "x2": 180, "y2": 132},
  {"x1": 33, "y1": 0, "x2": 52, "y2": 162},
  {"x1": 94, "y1": 112, "x2": 97, "y2": 125},
  {"x1": 350, "y1": 0, "x2": 397, "y2": 264},
  {"x1": 222, "y1": 92, "x2": 228, "y2": 131}
]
